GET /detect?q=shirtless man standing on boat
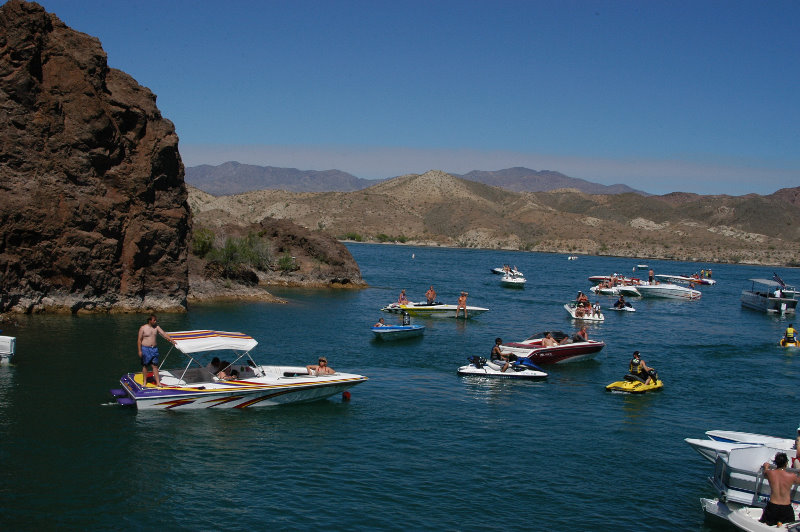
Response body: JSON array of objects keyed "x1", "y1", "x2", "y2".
[
  {"x1": 456, "y1": 291, "x2": 468, "y2": 318},
  {"x1": 760, "y1": 452, "x2": 800, "y2": 526},
  {"x1": 137, "y1": 314, "x2": 176, "y2": 387}
]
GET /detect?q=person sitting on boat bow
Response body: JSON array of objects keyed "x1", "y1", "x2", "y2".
[
  {"x1": 629, "y1": 351, "x2": 655, "y2": 385},
  {"x1": 374, "y1": 318, "x2": 387, "y2": 327},
  {"x1": 398, "y1": 289, "x2": 409, "y2": 305},
  {"x1": 307, "y1": 357, "x2": 335, "y2": 376},
  {"x1": 576, "y1": 291, "x2": 590, "y2": 307},
  {"x1": 760, "y1": 452, "x2": 800, "y2": 526}
]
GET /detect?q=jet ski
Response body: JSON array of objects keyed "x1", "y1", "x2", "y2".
[
  {"x1": 606, "y1": 373, "x2": 663, "y2": 393},
  {"x1": 608, "y1": 304, "x2": 636, "y2": 312},
  {"x1": 780, "y1": 337, "x2": 800, "y2": 347},
  {"x1": 457, "y1": 356, "x2": 548, "y2": 380}
]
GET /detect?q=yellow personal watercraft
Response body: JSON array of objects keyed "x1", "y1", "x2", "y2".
[
  {"x1": 780, "y1": 338, "x2": 800, "y2": 348},
  {"x1": 606, "y1": 374, "x2": 664, "y2": 393}
]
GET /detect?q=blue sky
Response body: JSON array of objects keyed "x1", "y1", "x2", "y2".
[{"x1": 35, "y1": 0, "x2": 799, "y2": 195}]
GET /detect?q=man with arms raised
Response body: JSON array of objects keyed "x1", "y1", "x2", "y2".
[
  {"x1": 137, "y1": 314, "x2": 176, "y2": 388},
  {"x1": 760, "y1": 452, "x2": 800, "y2": 526}
]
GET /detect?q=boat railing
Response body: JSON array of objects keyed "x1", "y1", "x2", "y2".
[{"x1": 710, "y1": 455, "x2": 800, "y2": 506}]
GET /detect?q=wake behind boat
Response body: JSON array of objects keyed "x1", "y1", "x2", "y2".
[
  {"x1": 381, "y1": 301, "x2": 489, "y2": 318},
  {"x1": 111, "y1": 330, "x2": 367, "y2": 410}
]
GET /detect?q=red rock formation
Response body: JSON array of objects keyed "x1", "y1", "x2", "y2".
[{"x1": 0, "y1": 0, "x2": 190, "y2": 312}]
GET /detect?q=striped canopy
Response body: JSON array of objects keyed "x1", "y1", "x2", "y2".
[{"x1": 168, "y1": 330, "x2": 258, "y2": 354}]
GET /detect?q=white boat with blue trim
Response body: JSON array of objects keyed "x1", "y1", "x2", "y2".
[
  {"x1": 111, "y1": 330, "x2": 367, "y2": 410},
  {"x1": 371, "y1": 324, "x2": 425, "y2": 340}
]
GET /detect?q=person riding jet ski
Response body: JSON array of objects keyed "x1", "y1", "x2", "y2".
[{"x1": 629, "y1": 351, "x2": 657, "y2": 385}]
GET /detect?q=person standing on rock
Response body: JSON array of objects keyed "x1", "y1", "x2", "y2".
[{"x1": 137, "y1": 314, "x2": 176, "y2": 387}]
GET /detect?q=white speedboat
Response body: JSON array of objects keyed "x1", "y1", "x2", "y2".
[
  {"x1": 636, "y1": 282, "x2": 701, "y2": 300},
  {"x1": 380, "y1": 301, "x2": 489, "y2": 318},
  {"x1": 687, "y1": 430, "x2": 795, "y2": 463},
  {"x1": 707, "y1": 430, "x2": 796, "y2": 449},
  {"x1": 500, "y1": 332, "x2": 605, "y2": 364},
  {"x1": 491, "y1": 266, "x2": 524, "y2": 276},
  {"x1": 567, "y1": 255, "x2": 578, "y2": 260},
  {"x1": 741, "y1": 279, "x2": 798, "y2": 314},
  {"x1": 564, "y1": 301, "x2": 604, "y2": 321},
  {"x1": 457, "y1": 356, "x2": 547, "y2": 380},
  {"x1": 655, "y1": 273, "x2": 716, "y2": 286},
  {"x1": 0, "y1": 335, "x2": 15, "y2": 365},
  {"x1": 111, "y1": 330, "x2": 368, "y2": 410},
  {"x1": 590, "y1": 285, "x2": 641, "y2": 297},
  {"x1": 500, "y1": 273, "x2": 526, "y2": 288},
  {"x1": 701, "y1": 498, "x2": 800, "y2": 531},
  {"x1": 371, "y1": 324, "x2": 425, "y2": 341}
]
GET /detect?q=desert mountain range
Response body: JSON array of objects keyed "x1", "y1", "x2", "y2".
[
  {"x1": 185, "y1": 162, "x2": 643, "y2": 196},
  {"x1": 189, "y1": 170, "x2": 800, "y2": 267}
]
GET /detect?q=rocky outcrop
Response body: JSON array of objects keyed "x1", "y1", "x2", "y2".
[{"x1": 0, "y1": 0, "x2": 190, "y2": 313}]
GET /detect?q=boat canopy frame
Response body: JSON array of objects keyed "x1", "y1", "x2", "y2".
[{"x1": 159, "y1": 330, "x2": 264, "y2": 381}]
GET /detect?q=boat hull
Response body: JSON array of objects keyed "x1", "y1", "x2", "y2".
[
  {"x1": 500, "y1": 276, "x2": 526, "y2": 288},
  {"x1": 702, "y1": 499, "x2": 800, "y2": 531},
  {"x1": 119, "y1": 367, "x2": 368, "y2": 410},
  {"x1": 501, "y1": 338, "x2": 605, "y2": 365},
  {"x1": 381, "y1": 302, "x2": 489, "y2": 318},
  {"x1": 564, "y1": 302, "x2": 605, "y2": 321},
  {"x1": 741, "y1": 290, "x2": 798, "y2": 314},
  {"x1": 457, "y1": 359, "x2": 547, "y2": 379},
  {"x1": 605, "y1": 379, "x2": 663, "y2": 393},
  {"x1": 371, "y1": 325, "x2": 425, "y2": 340},
  {"x1": 637, "y1": 283, "x2": 701, "y2": 299}
]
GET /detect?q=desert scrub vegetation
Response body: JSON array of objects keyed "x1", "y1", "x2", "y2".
[{"x1": 192, "y1": 228, "x2": 273, "y2": 273}]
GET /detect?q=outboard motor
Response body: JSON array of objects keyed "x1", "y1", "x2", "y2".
[{"x1": 402, "y1": 311, "x2": 410, "y2": 325}]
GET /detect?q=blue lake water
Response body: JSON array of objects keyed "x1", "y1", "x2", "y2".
[{"x1": 0, "y1": 243, "x2": 798, "y2": 530}]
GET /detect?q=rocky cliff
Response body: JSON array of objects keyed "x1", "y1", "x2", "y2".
[{"x1": 0, "y1": 0, "x2": 190, "y2": 313}]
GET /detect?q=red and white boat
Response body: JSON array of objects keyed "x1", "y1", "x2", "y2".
[{"x1": 500, "y1": 331, "x2": 605, "y2": 365}]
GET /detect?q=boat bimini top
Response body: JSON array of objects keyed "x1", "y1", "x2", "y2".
[{"x1": 162, "y1": 330, "x2": 261, "y2": 381}]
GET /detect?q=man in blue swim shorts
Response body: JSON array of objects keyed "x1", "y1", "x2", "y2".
[{"x1": 137, "y1": 314, "x2": 176, "y2": 387}]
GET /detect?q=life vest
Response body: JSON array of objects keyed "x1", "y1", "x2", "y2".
[
  {"x1": 629, "y1": 357, "x2": 643, "y2": 374},
  {"x1": 787, "y1": 327, "x2": 797, "y2": 341}
]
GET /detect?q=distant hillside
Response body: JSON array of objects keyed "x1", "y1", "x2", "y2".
[
  {"x1": 186, "y1": 161, "x2": 380, "y2": 195},
  {"x1": 454, "y1": 167, "x2": 646, "y2": 195},
  {"x1": 188, "y1": 170, "x2": 800, "y2": 267},
  {"x1": 186, "y1": 162, "x2": 644, "y2": 196}
]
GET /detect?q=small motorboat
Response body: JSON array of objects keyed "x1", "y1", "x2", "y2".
[
  {"x1": 605, "y1": 374, "x2": 663, "y2": 393},
  {"x1": 111, "y1": 330, "x2": 368, "y2": 410},
  {"x1": 457, "y1": 356, "x2": 547, "y2": 380},
  {"x1": 636, "y1": 282, "x2": 701, "y2": 300},
  {"x1": 500, "y1": 332, "x2": 605, "y2": 364},
  {"x1": 567, "y1": 255, "x2": 578, "y2": 260},
  {"x1": 564, "y1": 301, "x2": 604, "y2": 321},
  {"x1": 701, "y1": 498, "x2": 800, "y2": 532},
  {"x1": 0, "y1": 335, "x2": 15, "y2": 365},
  {"x1": 371, "y1": 324, "x2": 425, "y2": 341},
  {"x1": 381, "y1": 301, "x2": 489, "y2": 319},
  {"x1": 655, "y1": 273, "x2": 716, "y2": 286},
  {"x1": 491, "y1": 266, "x2": 524, "y2": 276},
  {"x1": 500, "y1": 273, "x2": 526, "y2": 288}
]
